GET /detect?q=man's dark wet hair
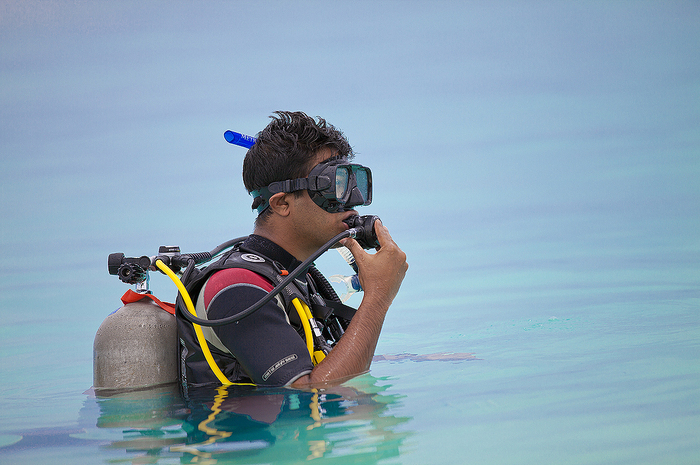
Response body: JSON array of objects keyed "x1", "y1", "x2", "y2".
[{"x1": 243, "y1": 111, "x2": 354, "y2": 224}]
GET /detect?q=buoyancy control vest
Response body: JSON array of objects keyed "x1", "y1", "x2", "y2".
[{"x1": 176, "y1": 240, "x2": 356, "y2": 389}]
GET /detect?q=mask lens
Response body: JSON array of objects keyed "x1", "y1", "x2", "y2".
[
  {"x1": 354, "y1": 168, "x2": 370, "y2": 202},
  {"x1": 335, "y1": 166, "x2": 350, "y2": 199}
]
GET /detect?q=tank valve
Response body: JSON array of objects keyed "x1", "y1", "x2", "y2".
[{"x1": 108, "y1": 253, "x2": 151, "y2": 285}]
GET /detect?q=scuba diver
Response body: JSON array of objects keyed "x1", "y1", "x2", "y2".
[{"x1": 177, "y1": 111, "x2": 408, "y2": 393}]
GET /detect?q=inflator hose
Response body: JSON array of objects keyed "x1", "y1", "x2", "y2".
[
  {"x1": 177, "y1": 227, "x2": 363, "y2": 327},
  {"x1": 307, "y1": 265, "x2": 343, "y2": 304}
]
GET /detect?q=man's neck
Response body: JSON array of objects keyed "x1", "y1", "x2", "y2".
[
  {"x1": 253, "y1": 223, "x2": 313, "y2": 263},
  {"x1": 243, "y1": 234, "x2": 301, "y2": 271}
]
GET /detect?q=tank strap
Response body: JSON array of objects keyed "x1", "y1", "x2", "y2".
[{"x1": 121, "y1": 289, "x2": 176, "y2": 315}]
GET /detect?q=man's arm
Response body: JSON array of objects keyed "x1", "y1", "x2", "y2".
[
  {"x1": 292, "y1": 220, "x2": 408, "y2": 387},
  {"x1": 205, "y1": 268, "x2": 314, "y2": 386}
]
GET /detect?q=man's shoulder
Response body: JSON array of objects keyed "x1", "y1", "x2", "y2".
[
  {"x1": 201, "y1": 267, "x2": 276, "y2": 313},
  {"x1": 206, "y1": 267, "x2": 275, "y2": 295}
]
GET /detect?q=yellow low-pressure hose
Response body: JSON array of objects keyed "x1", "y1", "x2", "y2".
[
  {"x1": 293, "y1": 298, "x2": 326, "y2": 364},
  {"x1": 156, "y1": 259, "x2": 256, "y2": 386},
  {"x1": 293, "y1": 298, "x2": 314, "y2": 360}
]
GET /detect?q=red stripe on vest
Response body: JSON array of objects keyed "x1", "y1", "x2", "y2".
[{"x1": 203, "y1": 268, "x2": 275, "y2": 308}]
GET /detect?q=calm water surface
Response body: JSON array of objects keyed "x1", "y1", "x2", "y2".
[{"x1": 1, "y1": 1, "x2": 698, "y2": 463}]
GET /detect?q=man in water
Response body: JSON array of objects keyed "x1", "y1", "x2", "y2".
[{"x1": 178, "y1": 111, "x2": 408, "y2": 390}]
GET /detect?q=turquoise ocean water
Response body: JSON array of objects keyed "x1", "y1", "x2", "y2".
[{"x1": 1, "y1": 1, "x2": 698, "y2": 463}]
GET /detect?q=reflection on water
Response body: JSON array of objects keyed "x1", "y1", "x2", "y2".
[{"x1": 73, "y1": 376, "x2": 411, "y2": 464}]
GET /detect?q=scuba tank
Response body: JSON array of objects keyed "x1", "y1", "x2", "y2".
[
  {"x1": 95, "y1": 215, "x2": 380, "y2": 392},
  {"x1": 93, "y1": 251, "x2": 183, "y2": 395},
  {"x1": 93, "y1": 297, "x2": 177, "y2": 394}
]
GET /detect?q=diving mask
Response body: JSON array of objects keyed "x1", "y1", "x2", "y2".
[{"x1": 251, "y1": 158, "x2": 372, "y2": 214}]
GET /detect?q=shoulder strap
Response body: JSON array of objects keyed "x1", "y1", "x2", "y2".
[
  {"x1": 178, "y1": 245, "x2": 307, "y2": 323},
  {"x1": 310, "y1": 299, "x2": 357, "y2": 321}
]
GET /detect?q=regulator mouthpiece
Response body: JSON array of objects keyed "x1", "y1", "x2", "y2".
[{"x1": 343, "y1": 215, "x2": 380, "y2": 249}]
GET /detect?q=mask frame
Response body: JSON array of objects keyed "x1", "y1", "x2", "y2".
[{"x1": 251, "y1": 159, "x2": 372, "y2": 214}]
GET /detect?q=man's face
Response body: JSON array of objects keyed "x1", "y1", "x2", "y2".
[{"x1": 288, "y1": 148, "x2": 358, "y2": 250}]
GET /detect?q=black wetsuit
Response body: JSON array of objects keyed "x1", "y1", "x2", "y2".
[{"x1": 177, "y1": 235, "x2": 314, "y2": 392}]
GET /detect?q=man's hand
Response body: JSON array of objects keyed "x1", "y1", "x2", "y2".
[
  {"x1": 340, "y1": 219, "x2": 408, "y2": 310},
  {"x1": 292, "y1": 219, "x2": 407, "y2": 388}
]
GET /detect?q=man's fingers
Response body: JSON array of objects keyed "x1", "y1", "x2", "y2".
[
  {"x1": 374, "y1": 219, "x2": 395, "y2": 249},
  {"x1": 340, "y1": 237, "x2": 362, "y2": 257}
]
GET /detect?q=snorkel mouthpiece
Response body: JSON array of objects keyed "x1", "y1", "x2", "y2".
[{"x1": 344, "y1": 215, "x2": 380, "y2": 249}]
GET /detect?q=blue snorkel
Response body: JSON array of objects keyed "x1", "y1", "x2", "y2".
[{"x1": 224, "y1": 130, "x2": 256, "y2": 149}]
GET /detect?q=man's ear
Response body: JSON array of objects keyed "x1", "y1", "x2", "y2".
[{"x1": 268, "y1": 192, "x2": 291, "y2": 217}]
